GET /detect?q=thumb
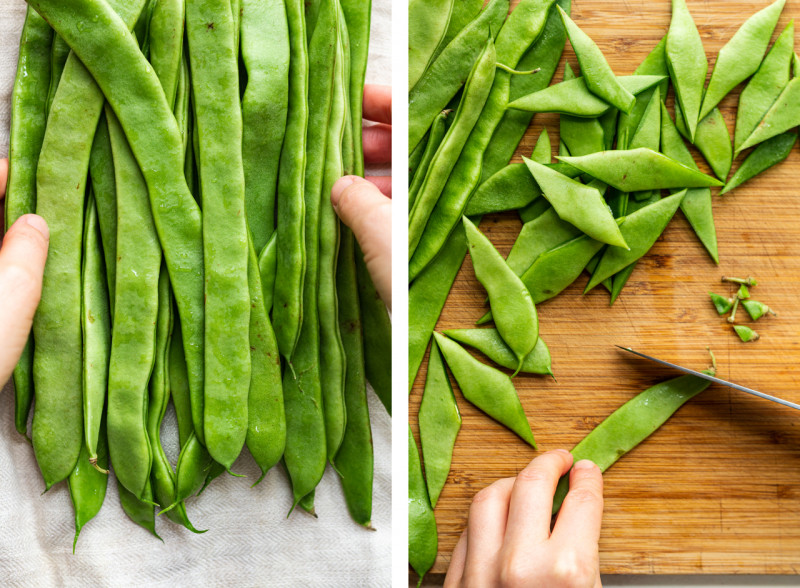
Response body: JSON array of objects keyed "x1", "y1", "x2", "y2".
[
  {"x1": 331, "y1": 175, "x2": 392, "y2": 309},
  {"x1": 0, "y1": 214, "x2": 49, "y2": 385}
]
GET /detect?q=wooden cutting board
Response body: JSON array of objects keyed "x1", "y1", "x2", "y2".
[{"x1": 409, "y1": 0, "x2": 800, "y2": 579}]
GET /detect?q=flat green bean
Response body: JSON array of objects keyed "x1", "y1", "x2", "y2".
[
  {"x1": 67, "y1": 416, "x2": 108, "y2": 552},
  {"x1": 559, "y1": 63, "x2": 605, "y2": 157},
  {"x1": 257, "y1": 232, "x2": 278, "y2": 313},
  {"x1": 736, "y1": 77, "x2": 800, "y2": 153},
  {"x1": 444, "y1": 329, "x2": 553, "y2": 375},
  {"x1": 6, "y1": 8, "x2": 52, "y2": 439},
  {"x1": 409, "y1": 110, "x2": 449, "y2": 211},
  {"x1": 169, "y1": 317, "x2": 194, "y2": 450},
  {"x1": 666, "y1": 0, "x2": 706, "y2": 141},
  {"x1": 409, "y1": 0, "x2": 455, "y2": 90},
  {"x1": 409, "y1": 427, "x2": 437, "y2": 586},
  {"x1": 88, "y1": 115, "x2": 118, "y2": 311},
  {"x1": 45, "y1": 35, "x2": 69, "y2": 116},
  {"x1": 722, "y1": 131, "x2": 797, "y2": 194}
]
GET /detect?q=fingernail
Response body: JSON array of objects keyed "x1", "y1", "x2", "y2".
[
  {"x1": 573, "y1": 459, "x2": 597, "y2": 471},
  {"x1": 22, "y1": 214, "x2": 49, "y2": 240},
  {"x1": 330, "y1": 175, "x2": 357, "y2": 208},
  {"x1": 553, "y1": 448, "x2": 571, "y2": 456}
]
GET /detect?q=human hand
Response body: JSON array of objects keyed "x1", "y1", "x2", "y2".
[
  {"x1": 331, "y1": 84, "x2": 391, "y2": 309},
  {"x1": 0, "y1": 158, "x2": 50, "y2": 385},
  {"x1": 444, "y1": 450, "x2": 604, "y2": 588}
]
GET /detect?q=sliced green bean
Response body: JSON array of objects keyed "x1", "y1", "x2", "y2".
[
  {"x1": 506, "y1": 207, "x2": 581, "y2": 276},
  {"x1": 558, "y1": 6, "x2": 634, "y2": 113},
  {"x1": 408, "y1": 0, "x2": 508, "y2": 153},
  {"x1": 666, "y1": 0, "x2": 706, "y2": 141},
  {"x1": 699, "y1": 0, "x2": 785, "y2": 121},
  {"x1": 106, "y1": 106, "x2": 159, "y2": 500},
  {"x1": 722, "y1": 131, "x2": 796, "y2": 194},
  {"x1": 559, "y1": 148, "x2": 723, "y2": 190},
  {"x1": 660, "y1": 103, "x2": 718, "y2": 263},
  {"x1": 409, "y1": 0, "x2": 455, "y2": 90},
  {"x1": 81, "y1": 193, "x2": 111, "y2": 468},
  {"x1": 560, "y1": 63, "x2": 604, "y2": 157},
  {"x1": 409, "y1": 110, "x2": 449, "y2": 211},
  {"x1": 736, "y1": 77, "x2": 800, "y2": 153},
  {"x1": 444, "y1": 329, "x2": 552, "y2": 375},
  {"x1": 409, "y1": 427, "x2": 437, "y2": 587},
  {"x1": 241, "y1": 0, "x2": 290, "y2": 249},
  {"x1": 419, "y1": 340, "x2": 461, "y2": 507},
  {"x1": 481, "y1": 0, "x2": 569, "y2": 178},
  {"x1": 245, "y1": 236, "x2": 286, "y2": 483},
  {"x1": 434, "y1": 333, "x2": 535, "y2": 445},
  {"x1": 734, "y1": 21, "x2": 794, "y2": 151},
  {"x1": 30, "y1": 0, "x2": 206, "y2": 451},
  {"x1": 586, "y1": 191, "x2": 687, "y2": 291},
  {"x1": 524, "y1": 158, "x2": 627, "y2": 248},
  {"x1": 68, "y1": 416, "x2": 108, "y2": 552},
  {"x1": 7, "y1": 8, "x2": 52, "y2": 439},
  {"x1": 408, "y1": 38, "x2": 496, "y2": 258},
  {"x1": 187, "y1": 0, "x2": 251, "y2": 469},
  {"x1": 273, "y1": 0, "x2": 309, "y2": 358},
  {"x1": 676, "y1": 102, "x2": 732, "y2": 180},
  {"x1": 552, "y1": 373, "x2": 712, "y2": 513}
]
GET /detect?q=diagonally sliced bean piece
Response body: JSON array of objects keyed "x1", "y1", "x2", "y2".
[
  {"x1": 699, "y1": 0, "x2": 785, "y2": 121},
  {"x1": 443, "y1": 329, "x2": 553, "y2": 376},
  {"x1": 666, "y1": 0, "x2": 706, "y2": 141},
  {"x1": 434, "y1": 333, "x2": 535, "y2": 446},
  {"x1": 558, "y1": 148, "x2": 723, "y2": 190},
  {"x1": 675, "y1": 101, "x2": 732, "y2": 181},
  {"x1": 586, "y1": 191, "x2": 687, "y2": 291},
  {"x1": 736, "y1": 77, "x2": 800, "y2": 153},
  {"x1": 559, "y1": 63, "x2": 604, "y2": 157},
  {"x1": 558, "y1": 6, "x2": 634, "y2": 113},
  {"x1": 722, "y1": 131, "x2": 797, "y2": 194},
  {"x1": 409, "y1": 427, "x2": 437, "y2": 586},
  {"x1": 419, "y1": 340, "x2": 461, "y2": 507},
  {"x1": 734, "y1": 21, "x2": 794, "y2": 151},
  {"x1": 524, "y1": 158, "x2": 628, "y2": 249},
  {"x1": 660, "y1": 102, "x2": 718, "y2": 263}
]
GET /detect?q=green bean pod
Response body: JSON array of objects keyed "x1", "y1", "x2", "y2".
[
  {"x1": 665, "y1": 0, "x2": 707, "y2": 141},
  {"x1": 149, "y1": 0, "x2": 185, "y2": 109},
  {"x1": 335, "y1": 226, "x2": 374, "y2": 527},
  {"x1": 736, "y1": 77, "x2": 800, "y2": 154},
  {"x1": 29, "y1": 0, "x2": 206, "y2": 452},
  {"x1": 67, "y1": 415, "x2": 108, "y2": 552},
  {"x1": 408, "y1": 37, "x2": 496, "y2": 259},
  {"x1": 169, "y1": 317, "x2": 194, "y2": 450},
  {"x1": 6, "y1": 8, "x2": 52, "y2": 439},
  {"x1": 81, "y1": 193, "x2": 111, "y2": 467},
  {"x1": 409, "y1": 110, "x2": 449, "y2": 211},
  {"x1": 506, "y1": 207, "x2": 581, "y2": 276},
  {"x1": 274, "y1": 0, "x2": 310, "y2": 358},
  {"x1": 559, "y1": 63, "x2": 605, "y2": 157},
  {"x1": 409, "y1": 427, "x2": 437, "y2": 587},
  {"x1": 436, "y1": 0, "x2": 484, "y2": 61},
  {"x1": 340, "y1": 0, "x2": 371, "y2": 176},
  {"x1": 419, "y1": 340, "x2": 461, "y2": 508},
  {"x1": 241, "y1": 0, "x2": 290, "y2": 250},
  {"x1": 552, "y1": 373, "x2": 712, "y2": 514},
  {"x1": 699, "y1": 0, "x2": 785, "y2": 121},
  {"x1": 443, "y1": 329, "x2": 552, "y2": 376},
  {"x1": 734, "y1": 21, "x2": 793, "y2": 152},
  {"x1": 408, "y1": 0, "x2": 454, "y2": 90},
  {"x1": 258, "y1": 232, "x2": 278, "y2": 314},
  {"x1": 481, "y1": 0, "x2": 569, "y2": 178},
  {"x1": 434, "y1": 333, "x2": 535, "y2": 445},
  {"x1": 660, "y1": 102, "x2": 718, "y2": 263},
  {"x1": 319, "y1": 26, "x2": 348, "y2": 460},
  {"x1": 106, "y1": 106, "x2": 159, "y2": 500},
  {"x1": 245, "y1": 236, "x2": 286, "y2": 482},
  {"x1": 283, "y1": 0, "x2": 338, "y2": 506},
  {"x1": 118, "y1": 478, "x2": 160, "y2": 540},
  {"x1": 88, "y1": 115, "x2": 118, "y2": 311},
  {"x1": 186, "y1": 0, "x2": 252, "y2": 469},
  {"x1": 675, "y1": 102, "x2": 732, "y2": 181},
  {"x1": 45, "y1": 35, "x2": 69, "y2": 116},
  {"x1": 722, "y1": 131, "x2": 797, "y2": 194},
  {"x1": 408, "y1": 0, "x2": 508, "y2": 153}
]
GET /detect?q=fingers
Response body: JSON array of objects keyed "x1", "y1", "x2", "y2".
[
  {"x1": 362, "y1": 84, "x2": 391, "y2": 124},
  {"x1": 0, "y1": 214, "x2": 50, "y2": 384},
  {"x1": 462, "y1": 477, "x2": 515, "y2": 584},
  {"x1": 0, "y1": 158, "x2": 8, "y2": 199},
  {"x1": 366, "y1": 175, "x2": 391, "y2": 197},
  {"x1": 363, "y1": 124, "x2": 391, "y2": 164},
  {"x1": 551, "y1": 459, "x2": 604, "y2": 550},
  {"x1": 331, "y1": 175, "x2": 392, "y2": 309},
  {"x1": 443, "y1": 529, "x2": 468, "y2": 588},
  {"x1": 503, "y1": 450, "x2": 574, "y2": 547}
]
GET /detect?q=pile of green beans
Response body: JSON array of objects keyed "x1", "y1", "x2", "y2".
[
  {"x1": 7, "y1": 0, "x2": 389, "y2": 546},
  {"x1": 409, "y1": 0, "x2": 798, "y2": 582}
]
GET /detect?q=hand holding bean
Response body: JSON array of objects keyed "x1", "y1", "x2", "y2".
[
  {"x1": 331, "y1": 84, "x2": 392, "y2": 309},
  {"x1": 444, "y1": 450, "x2": 603, "y2": 588},
  {"x1": 0, "y1": 158, "x2": 50, "y2": 386}
]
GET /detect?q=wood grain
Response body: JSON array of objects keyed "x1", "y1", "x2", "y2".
[{"x1": 409, "y1": 0, "x2": 800, "y2": 579}]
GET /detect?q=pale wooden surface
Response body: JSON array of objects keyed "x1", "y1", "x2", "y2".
[{"x1": 409, "y1": 0, "x2": 800, "y2": 579}]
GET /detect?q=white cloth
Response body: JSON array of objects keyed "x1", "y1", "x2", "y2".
[{"x1": 0, "y1": 1, "x2": 392, "y2": 585}]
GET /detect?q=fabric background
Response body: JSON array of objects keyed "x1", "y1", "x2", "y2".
[{"x1": 0, "y1": 1, "x2": 392, "y2": 585}]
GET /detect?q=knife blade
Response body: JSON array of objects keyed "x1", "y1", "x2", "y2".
[{"x1": 616, "y1": 346, "x2": 800, "y2": 412}]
